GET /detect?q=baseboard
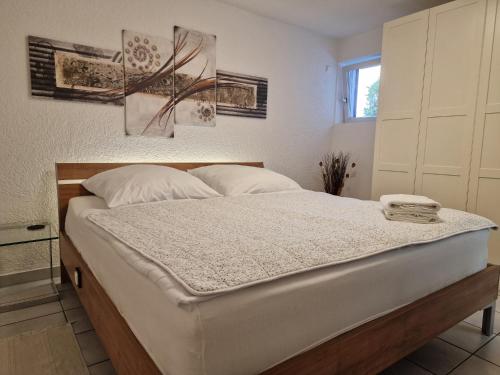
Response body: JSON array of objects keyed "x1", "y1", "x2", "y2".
[{"x1": 0, "y1": 267, "x2": 61, "y2": 287}]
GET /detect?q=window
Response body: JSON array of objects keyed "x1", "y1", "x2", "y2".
[{"x1": 342, "y1": 59, "x2": 381, "y2": 121}]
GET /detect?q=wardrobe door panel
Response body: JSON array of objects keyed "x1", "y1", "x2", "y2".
[
  {"x1": 477, "y1": 179, "x2": 500, "y2": 263},
  {"x1": 428, "y1": 4, "x2": 483, "y2": 113},
  {"x1": 487, "y1": 1, "x2": 500, "y2": 110},
  {"x1": 481, "y1": 113, "x2": 500, "y2": 170},
  {"x1": 372, "y1": 171, "x2": 413, "y2": 200},
  {"x1": 380, "y1": 19, "x2": 428, "y2": 117},
  {"x1": 422, "y1": 174, "x2": 464, "y2": 209},
  {"x1": 415, "y1": 0, "x2": 487, "y2": 210},
  {"x1": 371, "y1": 10, "x2": 429, "y2": 199},
  {"x1": 467, "y1": 0, "x2": 499, "y2": 263},
  {"x1": 378, "y1": 119, "x2": 415, "y2": 165},
  {"x1": 423, "y1": 116, "x2": 467, "y2": 168}
]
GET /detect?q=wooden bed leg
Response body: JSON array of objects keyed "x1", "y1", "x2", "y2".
[{"x1": 482, "y1": 302, "x2": 496, "y2": 336}]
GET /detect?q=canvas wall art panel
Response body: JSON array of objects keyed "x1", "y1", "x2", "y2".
[
  {"x1": 28, "y1": 35, "x2": 124, "y2": 105},
  {"x1": 216, "y1": 71, "x2": 268, "y2": 118},
  {"x1": 122, "y1": 30, "x2": 175, "y2": 138},
  {"x1": 173, "y1": 26, "x2": 216, "y2": 127}
]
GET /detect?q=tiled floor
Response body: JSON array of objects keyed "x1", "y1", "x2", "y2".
[
  {"x1": 0, "y1": 282, "x2": 115, "y2": 375},
  {"x1": 0, "y1": 283, "x2": 499, "y2": 375}
]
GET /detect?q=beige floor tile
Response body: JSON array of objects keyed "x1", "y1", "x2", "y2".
[
  {"x1": 89, "y1": 360, "x2": 117, "y2": 375},
  {"x1": 379, "y1": 359, "x2": 432, "y2": 374},
  {"x1": 0, "y1": 312, "x2": 66, "y2": 338},
  {"x1": 464, "y1": 310, "x2": 500, "y2": 334},
  {"x1": 450, "y1": 355, "x2": 500, "y2": 374},
  {"x1": 406, "y1": 338, "x2": 469, "y2": 375},
  {"x1": 56, "y1": 282, "x2": 74, "y2": 292},
  {"x1": 66, "y1": 307, "x2": 93, "y2": 334},
  {"x1": 439, "y1": 321, "x2": 495, "y2": 353},
  {"x1": 0, "y1": 282, "x2": 58, "y2": 312},
  {"x1": 60, "y1": 289, "x2": 82, "y2": 310},
  {"x1": 476, "y1": 336, "x2": 500, "y2": 366},
  {"x1": 0, "y1": 301, "x2": 61, "y2": 327},
  {"x1": 76, "y1": 330, "x2": 109, "y2": 366}
]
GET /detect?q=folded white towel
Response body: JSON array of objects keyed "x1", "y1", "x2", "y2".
[
  {"x1": 381, "y1": 194, "x2": 441, "y2": 224},
  {"x1": 380, "y1": 194, "x2": 441, "y2": 214},
  {"x1": 384, "y1": 209, "x2": 441, "y2": 224}
]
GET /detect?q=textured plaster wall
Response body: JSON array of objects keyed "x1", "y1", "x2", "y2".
[{"x1": 0, "y1": 0, "x2": 337, "y2": 275}]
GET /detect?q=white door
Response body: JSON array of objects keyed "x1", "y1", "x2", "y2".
[
  {"x1": 468, "y1": 0, "x2": 500, "y2": 263},
  {"x1": 371, "y1": 10, "x2": 429, "y2": 199},
  {"x1": 414, "y1": 0, "x2": 487, "y2": 210}
]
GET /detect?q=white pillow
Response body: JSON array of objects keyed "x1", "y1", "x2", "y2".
[
  {"x1": 188, "y1": 164, "x2": 302, "y2": 196},
  {"x1": 82, "y1": 164, "x2": 221, "y2": 208}
]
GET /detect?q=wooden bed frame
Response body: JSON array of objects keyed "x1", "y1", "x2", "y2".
[{"x1": 56, "y1": 162, "x2": 500, "y2": 375}]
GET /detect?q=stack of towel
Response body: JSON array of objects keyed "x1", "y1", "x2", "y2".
[{"x1": 380, "y1": 194, "x2": 441, "y2": 224}]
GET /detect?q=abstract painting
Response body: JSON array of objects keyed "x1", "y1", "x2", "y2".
[
  {"x1": 28, "y1": 36, "x2": 124, "y2": 105},
  {"x1": 122, "y1": 30, "x2": 175, "y2": 137},
  {"x1": 173, "y1": 26, "x2": 216, "y2": 127},
  {"x1": 29, "y1": 29, "x2": 267, "y2": 139},
  {"x1": 216, "y1": 71, "x2": 268, "y2": 118}
]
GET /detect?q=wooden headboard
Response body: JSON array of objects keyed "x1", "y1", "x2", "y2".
[{"x1": 56, "y1": 162, "x2": 264, "y2": 232}]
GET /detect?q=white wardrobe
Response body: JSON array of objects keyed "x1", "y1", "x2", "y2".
[{"x1": 372, "y1": 0, "x2": 500, "y2": 263}]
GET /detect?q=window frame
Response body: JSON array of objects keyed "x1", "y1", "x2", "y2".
[{"x1": 341, "y1": 58, "x2": 381, "y2": 123}]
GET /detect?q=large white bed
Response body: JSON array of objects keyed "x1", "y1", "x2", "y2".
[{"x1": 66, "y1": 194, "x2": 490, "y2": 375}]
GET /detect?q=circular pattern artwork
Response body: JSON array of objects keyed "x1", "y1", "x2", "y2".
[
  {"x1": 197, "y1": 101, "x2": 216, "y2": 122},
  {"x1": 124, "y1": 36, "x2": 160, "y2": 71}
]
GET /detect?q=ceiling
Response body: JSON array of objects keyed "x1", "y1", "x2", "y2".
[{"x1": 217, "y1": 0, "x2": 450, "y2": 38}]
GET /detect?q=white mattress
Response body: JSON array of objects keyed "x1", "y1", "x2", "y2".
[{"x1": 66, "y1": 195, "x2": 490, "y2": 375}]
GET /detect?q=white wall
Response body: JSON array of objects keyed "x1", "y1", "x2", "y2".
[
  {"x1": 331, "y1": 27, "x2": 383, "y2": 200},
  {"x1": 331, "y1": 122, "x2": 376, "y2": 200},
  {"x1": 0, "y1": 0, "x2": 337, "y2": 275},
  {"x1": 336, "y1": 27, "x2": 383, "y2": 63}
]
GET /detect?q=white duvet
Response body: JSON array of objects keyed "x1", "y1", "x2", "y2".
[{"x1": 87, "y1": 191, "x2": 496, "y2": 296}]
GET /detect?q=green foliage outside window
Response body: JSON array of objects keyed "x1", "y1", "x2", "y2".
[{"x1": 363, "y1": 79, "x2": 379, "y2": 117}]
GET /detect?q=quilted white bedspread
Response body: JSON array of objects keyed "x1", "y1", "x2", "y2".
[{"x1": 87, "y1": 191, "x2": 496, "y2": 296}]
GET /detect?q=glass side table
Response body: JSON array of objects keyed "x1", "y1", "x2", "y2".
[{"x1": 0, "y1": 222, "x2": 59, "y2": 312}]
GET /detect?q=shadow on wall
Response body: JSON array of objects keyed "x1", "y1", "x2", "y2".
[{"x1": 330, "y1": 121, "x2": 376, "y2": 200}]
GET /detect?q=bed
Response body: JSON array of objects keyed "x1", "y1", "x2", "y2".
[{"x1": 56, "y1": 162, "x2": 500, "y2": 375}]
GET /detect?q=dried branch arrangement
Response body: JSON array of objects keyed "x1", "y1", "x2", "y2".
[{"x1": 319, "y1": 152, "x2": 356, "y2": 196}]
